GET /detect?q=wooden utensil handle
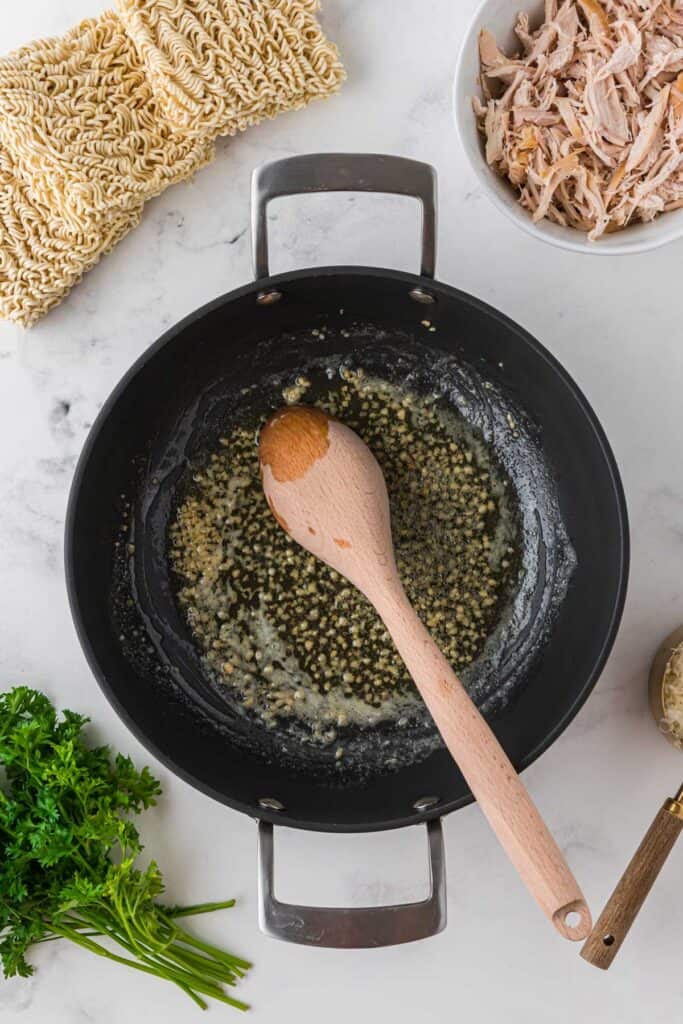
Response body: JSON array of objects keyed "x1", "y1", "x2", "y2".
[
  {"x1": 377, "y1": 591, "x2": 591, "y2": 940},
  {"x1": 580, "y1": 798, "x2": 683, "y2": 969}
]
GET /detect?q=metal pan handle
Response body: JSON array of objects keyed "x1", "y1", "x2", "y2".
[
  {"x1": 251, "y1": 153, "x2": 437, "y2": 280},
  {"x1": 257, "y1": 818, "x2": 446, "y2": 948}
]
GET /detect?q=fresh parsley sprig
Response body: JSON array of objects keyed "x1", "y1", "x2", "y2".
[{"x1": 0, "y1": 687, "x2": 250, "y2": 1010}]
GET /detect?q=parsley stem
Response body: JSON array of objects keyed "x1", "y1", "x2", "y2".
[
  {"x1": 167, "y1": 899, "x2": 236, "y2": 918},
  {"x1": 157, "y1": 910, "x2": 252, "y2": 970},
  {"x1": 177, "y1": 982, "x2": 209, "y2": 1011},
  {"x1": 67, "y1": 907, "x2": 249, "y2": 1010},
  {"x1": 50, "y1": 922, "x2": 172, "y2": 981}
]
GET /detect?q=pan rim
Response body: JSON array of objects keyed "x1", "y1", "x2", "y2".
[{"x1": 64, "y1": 266, "x2": 630, "y2": 833}]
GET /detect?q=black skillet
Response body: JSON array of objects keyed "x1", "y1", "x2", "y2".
[{"x1": 66, "y1": 154, "x2": 628, "y2": 948}]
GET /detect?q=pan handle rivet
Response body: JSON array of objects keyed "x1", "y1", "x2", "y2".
[
  {"x1": 413, "y1": 795, "x2": 439, "y2": 812},
  {"x1": 409, "y1": 287, "x2": 435, "y2": 305},
  {"x1": 257, "y1": 289, "x2": 283, "y2": 307},
  {"x1": 259, "y1": 797, "x2": 285, "y2": 811}
]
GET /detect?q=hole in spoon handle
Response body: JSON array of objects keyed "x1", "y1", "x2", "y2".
[{"x1": 552, "y1": 899, "x2": 592, "y2": 941}]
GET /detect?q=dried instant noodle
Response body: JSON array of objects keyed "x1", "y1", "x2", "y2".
[
  {"x1": 0, "y1": 1, "x2": 344, "y2": 326},
  {"x1": 117, "y1": 0, "x2": 347, "y2": 137}
]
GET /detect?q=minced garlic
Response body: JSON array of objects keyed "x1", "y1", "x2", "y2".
[{"x1": 168, "y1": 367, "x2": 519, "y2": 749}]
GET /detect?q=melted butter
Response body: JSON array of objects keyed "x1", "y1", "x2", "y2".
[{"x1": 172, "y1": 365, "x2": 520, "y2": 756}]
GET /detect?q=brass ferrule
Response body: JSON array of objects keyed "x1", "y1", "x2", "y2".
[{"x1": 666, "y1": 796, "x2": 683, "y2": 820}]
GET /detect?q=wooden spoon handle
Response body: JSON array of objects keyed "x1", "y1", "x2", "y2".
[
  {"x1": 378, "y1": 592, "x2": 592, "y2": 940},
  {"x1": 580, "y1": 793, "x2": 683, "y2": 969}
]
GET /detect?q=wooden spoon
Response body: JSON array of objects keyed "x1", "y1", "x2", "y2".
[{"x1": 259, "y1": 405, "x2": 592, "y2": 941}]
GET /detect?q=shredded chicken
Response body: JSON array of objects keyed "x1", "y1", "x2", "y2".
[{"x1": 475, "y1": 0, "x2": 683, "y2": 238}]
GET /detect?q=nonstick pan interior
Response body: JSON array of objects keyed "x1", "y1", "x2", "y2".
[
  {"x1": 66, "y1": 268, "x2": 628, "y2": 832},
  {"x1": 118, "y1": 332, "x2": 573, "y2": 781}
]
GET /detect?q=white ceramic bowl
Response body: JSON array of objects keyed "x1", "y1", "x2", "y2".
[{"x1": 453, "y1": 0, "x2": 683, "y2": 255}]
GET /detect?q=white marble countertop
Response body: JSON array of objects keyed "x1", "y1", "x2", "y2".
[{"x1": 1, "y1": 1, "x2": 683, "y2": 1021}]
